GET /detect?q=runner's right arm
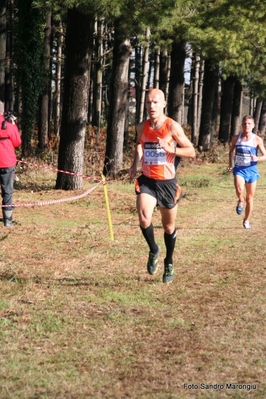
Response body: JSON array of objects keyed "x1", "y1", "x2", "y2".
[{"x1": 129, "y1": 123, "x2": 144, "y2": 179}]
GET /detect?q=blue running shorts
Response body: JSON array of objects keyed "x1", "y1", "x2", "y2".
[{"x1": 233, "y1": 165, "x2": 260, "y2": 183}]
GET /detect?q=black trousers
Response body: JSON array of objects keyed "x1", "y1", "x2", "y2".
[{"x1": 0, "y1": 167, "x2": 15, "y2": 211}]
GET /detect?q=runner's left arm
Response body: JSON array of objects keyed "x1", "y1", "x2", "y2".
[
  {"x1": 251, "y1": 136, "x2": 266, "y2": 162},
  {"x1": 170, "y1": 120, "x2": 195, "y2": 159}
]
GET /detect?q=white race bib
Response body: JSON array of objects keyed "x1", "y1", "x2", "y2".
[
  {"x1": 235, "y1": 154, "x2": 251, "y2": 166},
  {"x1": 143, "y1": 142, "x2": 166, "y2": 165}
]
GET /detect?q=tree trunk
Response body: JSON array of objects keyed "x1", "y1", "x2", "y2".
[
  {"x1": 5, "y1": 0, "x2": 14, "y2": 110},
  {"x1": 167, "y1": 40, "x2": 186, "y2": 124},
  {"x1": 103, "y1": 18, "x2": 131, "y2": 177},
  {"x1": 253, "y1": 97, "x2": 263, "y2": 133},
  {"x1": 56, "y1": 8, "x2": 94, "y2": 190},
  {"x1": 198, "y1": 59, "x2": 219, "y2": 150},
  {"x1": 230, "y1": 78, "x2": 242, "y2": 138},
  {"x1": 138, "y1": 27, "x2": 150, "y2": 123},
  {"x1": 197, "y1": 60, "x2": 204, "y2": 140},
  {"x1": 38, "y1": 13, "x2": 51, "y2": 148},
  {"x1": 92, "y1": 18, "x2": 104, "y2": 135},
  {"x1": 135, "y1": 44, "x2": 141, "y2": 125},
  {"x1": 166, "y1": 54, "x2": 171, "y2": 103},
  {"x1": 211, "y1": 75, "x2": 219, "y2": 144},
  {"x1": 54, "y1": 19, "x2": 63, "y2": 137},
  {"x1": 218, "y1": 75, "x2": 235, "y2": 143},
  {"x1": 147, "y1": 48, "x2": 153, "y2": 89},
  {"x1": 259, "y1": 100, "x2": 266, "y2": 136},
  {"x1": 0, "y1": 0, "x2": 6, "y2": 102},
  {"x1": 249, "y1": 96, "x2": 255, "y2": 115},
  {"x1": 124, "y1": 68, "x2": 130, "y2": 148},
  {"x1": 153, "y1": 48, "x2": 160, "y2": 88},
  {"x1": 190, "y1": 53, "x2": 200, "y2": 145},
  {"x1": 159, "y1": 49, "x2": 168, "y2": 95},
  {"x1": 17, "y1": 0, "x2": 47, "y2": 155}
]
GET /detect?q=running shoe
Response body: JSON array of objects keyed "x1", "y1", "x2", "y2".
[
  {"x1": 163, "y1": 261, "x2": 174, "y2": 283},
  {"x1": 236, "y1": 201, "x2": 244, "y2": 215},
  {"x1": 243, "y1": 220, "x2": 251, "y2": 230},
  {"x1": 147, "y1": 246, "x2": 160, "y2": 275}
]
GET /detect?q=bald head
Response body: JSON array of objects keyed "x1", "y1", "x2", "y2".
[{"x1": 146, "y1": 88, "x2": 165, "y2": 102}]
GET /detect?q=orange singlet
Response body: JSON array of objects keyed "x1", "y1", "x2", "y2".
[{"x1": 140, "y1": 117, "x2": 176, "y2": 180}]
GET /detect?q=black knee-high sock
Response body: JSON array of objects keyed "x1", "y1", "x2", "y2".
[
  {"x1": 164, "y1": 229, "x2": 177, "y2": 264},
  {"x1": 140, "y1": 224, "x2": 158, "y2": 254}
]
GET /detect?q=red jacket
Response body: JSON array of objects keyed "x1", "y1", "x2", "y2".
[{"x1": 0, "y1": 114, "x2": 21, "y2": 168}]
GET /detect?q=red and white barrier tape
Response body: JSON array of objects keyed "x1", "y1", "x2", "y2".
[
  {"x1": 2, "y1": 182, "x2": 102, "y2": 208},
  {"x1": 1, "y1": 160, "x2": 104, "y2": 208},
  {"x1": 17, "y1": 160, "x2": 102, "y2": 182}
]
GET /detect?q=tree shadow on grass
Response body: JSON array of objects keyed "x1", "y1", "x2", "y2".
[
  {"x1": 0, "y1": 271, "x2": 158, "y2": 288},
  {"x1": 14, "y1": 180, "x2": 55, "y2": 192},
  {"x1": 0, "y1": 272, "x2": 92, "y2": 286}
]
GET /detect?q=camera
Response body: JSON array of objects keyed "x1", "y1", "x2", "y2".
[{"x1": 2, "y1": 110, "x2": 17, "y2": 130}]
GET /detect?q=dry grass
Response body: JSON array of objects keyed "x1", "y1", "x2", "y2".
[{"x1": 0, "y1": 146, "x2": 265, "y2": 398}]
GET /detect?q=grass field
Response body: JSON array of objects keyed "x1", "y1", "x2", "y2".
[{"x1": 0, "y1": 149, "x2": 265, "y2": 398}]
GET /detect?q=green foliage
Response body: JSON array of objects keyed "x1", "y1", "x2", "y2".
[
  {"x1": 142, "y1": 0, "x2": 266, "y2": 91},
  {"x1": 143, "y1": 0, "x2": 198, "y2": 49},
  {"x1": 189, "y1": 0, "x2": 266, "y2": 77},
  {"x1": 35, "y1": 0, "x2": 126, "y2": 18}
]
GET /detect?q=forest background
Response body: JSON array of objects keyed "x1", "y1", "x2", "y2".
[{"x1": 1, "y1": 0, "x2": 266, "y2": 188}]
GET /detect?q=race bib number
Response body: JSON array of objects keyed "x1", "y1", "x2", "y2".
[
  {"x1": 235, "y1": 153, "x2": 251, "y2": 166},
  {"x1": 143, "y1": 142, "x2": 166, "y2": 165}
]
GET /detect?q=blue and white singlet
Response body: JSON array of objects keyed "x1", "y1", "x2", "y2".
[{"x1": 234, "y1": 133, "x2": 258, "y2": 168}]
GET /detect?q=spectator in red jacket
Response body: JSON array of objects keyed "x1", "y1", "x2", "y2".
[{"x1": 0, "y1": 102, "x2": 21, "y2": 226}]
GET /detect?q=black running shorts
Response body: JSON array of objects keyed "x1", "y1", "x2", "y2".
[{"x1": 135, "y1": 174, "x2": 182, "y2": 209}]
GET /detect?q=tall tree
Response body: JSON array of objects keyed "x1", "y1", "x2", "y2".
[
  {"x1": 230, "y1": 78, "x2": 242, "y2": 138},
  {"x1": 56, "y1": 8, "x2": 94, "y2": 189},
  {"x1": 159, "y1": 49, "x2": 169, "y2": 95},
  {"x1": 38, "y1": 12, "x2": 52, "y2": 148},
  {"x1": 253, "y1": 98, "x2": 263, "y2": 133},
  {"x1": 153, "y1": 48, "x2": 160, "y2": 88},
  {"x1": 218, "y1": 75, "x2": 235, "y2": 143},
  {"x1": 189, "y1": 53, "x2": 201, "y2": 145},
  {"x1": 103, "y1": 17, "x2": 131, "y2": 177},
  {"x1": 16, "y1": 0, "x2": 47, "y2": 155},
  {"x1": 167, "y1": 40, "x2": 186, "y2": 124},
  {"x1": 92, "y1": 17, "x2": 104, "y2": 134},
  {"x1": 5, "y1": 0, "x2": 13, "y2": 110},
  {"x1": 198, "y1": 59, "x2": 219, "y2": 150},
  {"x1": 259, "y1": 100, "x2": 266, "y2": 135},
  {"x1": 138, "y1": 27, "x2": 150, "y2": 123},
  {"x1": 0, "y1": 0, "x2": 6, "y2": 102},
  {"x1": 134, "y1": 43, "x2": 142, "y2": 125},
  {"x1": 54, "y1": 18, "x2": 64, "y2": 137}
]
